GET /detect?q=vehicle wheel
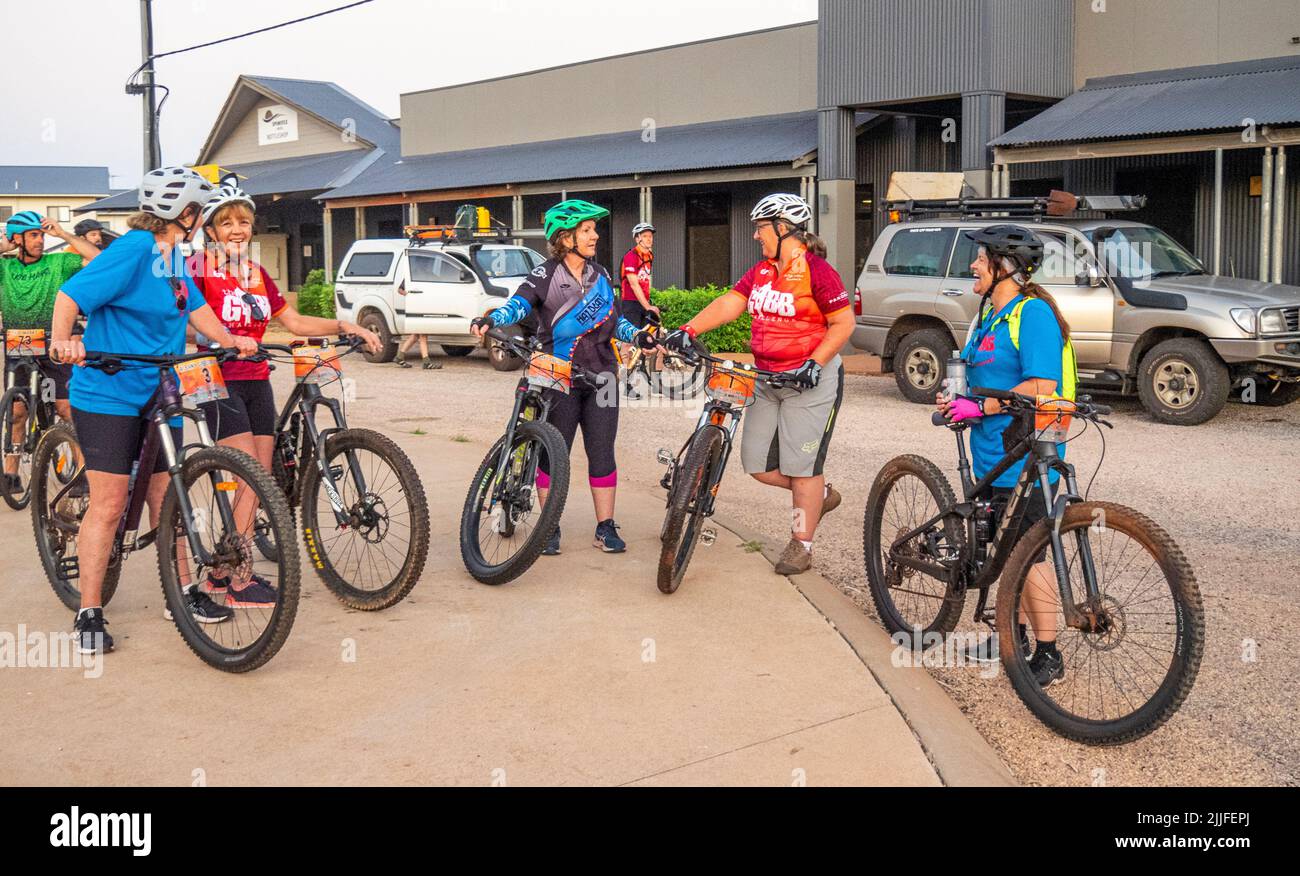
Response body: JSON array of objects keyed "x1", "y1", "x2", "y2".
[
  {"x1": 488, "y1": 331, "x2": 527, "y2": 372},
  {"x1": 1, "y1": 387, "x2": 34, "y2": 510},
  {"x1": 893, "y1": 328, "x2": 951, "y2": 404},
  {"x1": 157, "y1": 445, "x2": 300, "y2": 672},
  {"x1": 1244, "y1": 378, "x2": 1300, "y2": 407},
  {"x1": 996, "y1": 501, "x2": 1203, "y2": 745},
  {"x1": 1137, "y1": 338, "x2": 1230, "y2": 425},
  {"x1": 460, "y1": 421, "x2": 569, "y2": 585},
  {"x1": 657, "y1": 426, "x2": 724, "y2": 594},
  {"x1": 31, "y1": 422, "x2": 120, "y2": 610},
  {"x1": 358, "y1": 310, "x2": 397, "y2": 364},
  {"x1": 863, "y1": 454, "x2": 965, "y2": 645},
  {"x1": 299, "y1": 428, "x2": 430, "y2": 610},
  {"x1": 442, "y1": 344, "x2": 476, "y2": 357}
]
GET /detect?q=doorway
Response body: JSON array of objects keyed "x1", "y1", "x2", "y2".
[
  {"x1": 686, "y1": 192, "x2": 731, "y2": 288},
  {"x1": 1115, "y1": 166, "x2": 1198, "y2": 251}
]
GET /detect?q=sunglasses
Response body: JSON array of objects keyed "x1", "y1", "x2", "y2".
[{"x1": 170, "y1": 279, "x2": 187, "y2": 312}]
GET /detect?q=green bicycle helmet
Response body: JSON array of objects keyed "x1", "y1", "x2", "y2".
[
  {"x1": 543, "y1": 199, "x2": 609, "y2": 241},
  {"x1": 6, "y1": 210, "x2": 44, "y2": 238}
]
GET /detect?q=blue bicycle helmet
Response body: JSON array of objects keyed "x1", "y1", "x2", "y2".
[{"x1": 5, "y1": 210, "x2": 44, "y2": 238}]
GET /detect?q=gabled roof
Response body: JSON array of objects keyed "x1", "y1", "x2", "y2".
[
  {"x1": 992, "y1": 54, "x2": 1300, "y2": 147},
  {"x1": 320, "y1": 111, "x2": 850, "y2": 200},
  {"x1": 197, "y1": 75, "x2": 399, "y2": 163},
  {"x1": 1, "y1": 165, "x2": 111, "y2": 196}
]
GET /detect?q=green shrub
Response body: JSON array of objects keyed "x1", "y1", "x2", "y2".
[
  {"x1": 650, "y1": 285, "x2": 751, "y2": 354},
  {"x1": 295, "y1": 269, "x2": 335, "y2": 319}
]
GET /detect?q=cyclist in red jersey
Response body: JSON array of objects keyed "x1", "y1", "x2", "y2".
[
  {"x1": 187, "y1": 177, "x2": 380, "y2": 605},
  {"x1": 664, "y1": 194, "x2": 855, "y2": 574}
]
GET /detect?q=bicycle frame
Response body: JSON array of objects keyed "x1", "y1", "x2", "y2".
[
  {"x1": 274, "y1": 377, "x2": 366, "y2": 526},
  {"x1": 4, "y1": 356, "x2": 56, "y2": 446},
  {"x1": 662, "y1": 399, "x2": 742, "y2": 521},
  {"x1": 887, "y1": 421, "x2": 1103, "y2": 630}
]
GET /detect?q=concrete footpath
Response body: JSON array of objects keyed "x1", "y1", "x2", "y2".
[{"x1": 0, "y1": 417, "x2": 1008, "y2": 786}]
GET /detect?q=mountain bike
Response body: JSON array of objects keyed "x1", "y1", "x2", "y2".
[
  {"x1": 862, "y1": 388, "x2": 1204, "y2": 744},
  {"x1": 654, "y1": 349, "x2": 797, "y2": 594},
  {"x1": 31, "y1": 347, "x2": 300, "y2": 672},
  {"x1": 613, "y1": 313, "x2": 707, "y2": 400},
  {"x1": 256, "y1": 336, "x2": 429, "y2": 610},
  {"x1": 1, "y1": 328, "x2": 62, "y2": 510},
  {"x1": 459, "y1": 327, "x2": 578, "y2": 585}
]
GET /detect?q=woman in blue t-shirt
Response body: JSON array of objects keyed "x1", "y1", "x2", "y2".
[
  {"x1": 937, "y1": 224, "x2": 1071, "y2": 688},
  {"x1": 48, "y1": 167, "x2": 259, "y2": 655}
]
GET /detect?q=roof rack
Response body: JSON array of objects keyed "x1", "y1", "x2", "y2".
[
  {"x1": 405, "y1": 203, "x2": 514, "y2": 244},
  {"x1": 886, "y1": 190, "x2": 1147, "y2": 222}
]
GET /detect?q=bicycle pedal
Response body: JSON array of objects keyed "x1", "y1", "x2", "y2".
[
  {"x1": 700, "y1": 528, "x2": 717, "y2": 546},
  {"x1": 57, "y1": 556, "x2": 79, "y2": 580}
]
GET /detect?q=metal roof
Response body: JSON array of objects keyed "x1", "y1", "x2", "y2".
[
  {"x1": 992, "y1": 55, "x2": 1300, "y2": 147},
  {"x1": 1, "y1": 165, "x2": 111, "y2": 196},
  {"x1": 320, "y1": 111, "x2": 831, "y2": 200},
  {"x1": 75, "y1": 151, "x2": 376, "y2": 213},
  {"x1": 245, "y1": 76, "x2": 400, "y2": 149}
]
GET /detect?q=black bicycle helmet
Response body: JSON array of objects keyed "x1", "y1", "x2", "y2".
[
  {"x1": 73, "y1": 218, "x2": 105, "y2": 237},
  {"x1": 966, "y1": 224, "x2": 1044, "y2": 277}
]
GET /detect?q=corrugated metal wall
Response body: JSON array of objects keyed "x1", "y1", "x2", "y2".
[
  {"x1": 652, "y1": 187, "x2": 686, "y2": 289},
  {"x1": 1010, "y1": 150, "x2": 1300, "y2": 284},
  {"x1": 856, "y1": 116, "x2": 960, "y2": 225},
  {"x1": 818, "y1": 0, "x2": 1073, "y2": 107}
]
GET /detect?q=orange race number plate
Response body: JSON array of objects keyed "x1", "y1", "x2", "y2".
[
  {"x1": 5, "y1": 328, "x2": 46, "y2": 357},
  {"x1": 527, "y1": 353, "x2": 572, "y2": 394},
  {"x1": 293, "y1": 345, "x2": 343, "y2": 385},
  {"x1": 175, "y1": 356, "x2": 229, "y2": 404}
]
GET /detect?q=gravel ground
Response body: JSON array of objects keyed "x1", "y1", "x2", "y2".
[{"x1": 339, "y1": 346, "x2": 1299, "y2": 787}]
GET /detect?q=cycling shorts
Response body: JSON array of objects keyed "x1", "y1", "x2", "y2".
[
  {"x1": 202, "y1": 379, "x2": 277, "y2": 440},
  {"x1": 71, "y1": 407, "x2": 184, "y2": 476}
]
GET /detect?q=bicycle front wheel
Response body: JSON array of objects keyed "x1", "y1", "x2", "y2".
[
  {"x1": 460, "y1": 420, "x2": 569, "y2": 585},
  {"x1": 299, "y1": 428, "x2": 429, "y2": 610},
  {"x1": 157, "y1": 445, "x2": 301, "y2": 672},
  {"x1": 657, "y1": 426, "x2": 723, "y2": 594},
  {"x1": 657, "y1": 355, "x2": 708, "y2": 400},
  {"x1": 995, "y1": 501, "x2": 1204, "y2": 745},
  {"x1": 1, "y1": 386, "x2": 35, "y2": 510}
]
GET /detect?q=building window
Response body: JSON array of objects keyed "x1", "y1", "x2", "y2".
[
  {"x1": 0, "y1": 207, "x2": 12, "y2": 222},
  {"x1": 47, "y1": 206, "x2": 72, "y2": 223},
  {"x1": 855, "y1": 183, "x2": 875, "y2": 280}
]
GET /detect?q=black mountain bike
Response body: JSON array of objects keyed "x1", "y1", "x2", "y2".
[
  {"x1": 863, "y1": 387, "x2": 1204, "y2": 744},
  {"x1": 459, "y1": 327, "x2": 579, "y2": 585},
  {"x1": 257, "y1": 336, "x2": 429, "y2": 610},
  {"x1": 655, "y1": 349, "x2": 795, "y2": 594},
  {"x1": 31, "y1": 347, "x2": 300, "y2": 672},
  {"x1": 1, "y1": 329, "x2": 62, "y2": 510}
]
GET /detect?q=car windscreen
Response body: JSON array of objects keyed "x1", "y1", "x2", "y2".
[
  {"x1": 1095, "y1": 227, "x2": 1204, "y2": 279},
  {"x1": 475, "y1": 248, "x2": 544, "y2": 278}
]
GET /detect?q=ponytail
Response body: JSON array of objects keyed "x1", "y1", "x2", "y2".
[
  {"x1": 793, "y1": 229, "x2": 827, "y2": 259},
  {"x1": 1020, "y1": 281, "x2": 1072, "y2": 339}
]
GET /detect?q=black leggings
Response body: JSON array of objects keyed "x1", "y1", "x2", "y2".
[{"x1": 539, "y1": 379, "x2": 618, "y2": 488}]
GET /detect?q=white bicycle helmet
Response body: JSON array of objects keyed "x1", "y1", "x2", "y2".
[
  {"x1": 139, "y1": 166, "x2": 215, "y2": 222},
  {"x1": 750, "y1": 193, "x2": 813, "y2": 227},
  {"x1": 632, "y1": 221, "x2": 655, "y2": 238},
  {"x1": 202, "y1": 175, "x2": 256, "y2": 225}
]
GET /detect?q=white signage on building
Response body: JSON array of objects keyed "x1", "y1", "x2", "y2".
[{"x1": 257, "y1": 104, "x2": 299, "y2": 146}]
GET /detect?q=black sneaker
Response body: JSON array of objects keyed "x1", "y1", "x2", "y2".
[
  {"x1": 1028, "y1": 647, "x2": 1066, "y2": 687},
  {"x1": 542, "y1": 527, "x2": 561, "y2": 556},
  {"x1": 966, "y1": 625, "x2": 1033, "y2": 664},
  {"x1": 164, "y1": 585, "x2": 234, "y2": 624},
  {"x1": 593, "y1": 519, "x2": 626, "y2": 553},
  {"x1": 73, "y1": 608, "x2": 114, "y2": 654}
]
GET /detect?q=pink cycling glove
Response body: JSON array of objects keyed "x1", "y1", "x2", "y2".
[{"x1": 947, "y1": 397, "x2": 983, "y2": 423}]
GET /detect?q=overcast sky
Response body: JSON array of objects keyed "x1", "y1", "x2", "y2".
[{"x1": 6, "y1": 0, "x2": 817, "y2": 188}]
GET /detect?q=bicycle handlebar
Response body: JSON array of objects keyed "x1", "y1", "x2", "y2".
[
  {"x1": 933, "y1": 386, "x2": 1114, "y2": 429},
  {"x1": 675, "y1": 346, "x2": 797, "y2": 389}
]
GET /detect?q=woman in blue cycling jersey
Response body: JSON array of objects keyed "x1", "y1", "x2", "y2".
[
  {"x1": 49, "y1": 167, "x2": 258, "y2": 655},
  {"x1": 470, "y1": 199, "x2": 655, "y2": 556},
  {"x1": 939, "y1": 224, "x2": 1072, "y2": 687}
]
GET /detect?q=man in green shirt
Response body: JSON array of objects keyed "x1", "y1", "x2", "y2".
[{"x1": 0, "y1": 211, "x2": 100, "y2": 487}]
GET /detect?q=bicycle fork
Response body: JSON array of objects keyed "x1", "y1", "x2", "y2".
[{"x1": 1032, "y1": 444, "x2": 1104, "y2": 632}]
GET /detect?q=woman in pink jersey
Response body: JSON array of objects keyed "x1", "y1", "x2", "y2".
[
  {"x1": 664, "y1": 194, "x2": 855, "y2": 574},
  {"x1": 187, "y1": 178, "x2": 380, "y2": 606}
]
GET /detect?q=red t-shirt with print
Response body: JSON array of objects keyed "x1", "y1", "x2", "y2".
[
  {"x1": 620, "y1": 247, "x2": 653, "y2": 301},
  {"x1": 187, "y1": 251, "x2": 288, "y2": 381},
  {"x1": 730, "y1": 249, "x2": 850, "y2": 373}
]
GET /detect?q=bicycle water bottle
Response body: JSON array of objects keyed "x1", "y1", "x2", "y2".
[{"x1": 944, "y1": 353, "x2": 967, "y2": 401}]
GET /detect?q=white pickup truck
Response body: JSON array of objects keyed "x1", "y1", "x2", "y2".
[{"x1": 333, "y1": 237, "x2": 546, "y2": 369}]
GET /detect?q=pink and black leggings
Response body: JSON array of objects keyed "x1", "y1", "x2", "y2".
[{"x1": 537, "y1": 382, "x2": 618, "y2": 490}]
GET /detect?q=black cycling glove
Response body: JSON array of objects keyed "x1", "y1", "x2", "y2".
[
  {"x1": 787, "y1": 359, "x2": 822, "y2": 389},
  {"x1": 663, "y1": 328, "x2": 704, "y2": 357},
  {"x1": 470, "y1": 316, "x2": 493, "y2": 333},
  {"x1": 634, "y1": 329, "x2": 659, "y2": 351}
]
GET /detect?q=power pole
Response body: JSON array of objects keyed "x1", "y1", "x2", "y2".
[{"x1": 139, "y1": 0, "x2": 159, "y2": 172}]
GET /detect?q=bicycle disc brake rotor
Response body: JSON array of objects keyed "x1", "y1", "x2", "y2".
[
  {"x1": 1073, "y1": 594, "x2": 1124, "y2": 648},
  {"x1": 349, "y1": 493, "x2": 389, "y2": 543}
]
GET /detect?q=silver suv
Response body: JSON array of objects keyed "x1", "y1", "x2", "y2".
[{"x1": 851, "y1": 212, "x2": 1300, "y2": 424}]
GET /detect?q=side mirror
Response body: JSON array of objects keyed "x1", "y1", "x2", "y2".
[
  {"x1": 460, "y1": 269, "x2": 473, "y2": 283},
  {"x1": 1077, "y1": 265, "x2": 1103, "y2": 288}
]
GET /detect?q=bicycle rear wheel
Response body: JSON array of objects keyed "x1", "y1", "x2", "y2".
[
  {"x1": 31, "y1": 422, "x2": 119, "y2": 610},
  {"x1": 299, "y1": 428, "x2": 429, "y2": 610},
  {"x1": 657, "y1": 426, "x2": 723, "y2": 594},
  {"x1": 1, "y1": 386, "x2": 35, "y2": 510},
  {"x1": 863, "y1": 454, "x2": 966, "y2": 645},
  {"x1": 995, "y1": 501, "x2": 1204, "y2": 745},
  {"x1": 157, "y1": 445, "x2": 300, "y2": 672},
  {"x1": 460, "y1": 420, "x2": 568, "y2": 585}
]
